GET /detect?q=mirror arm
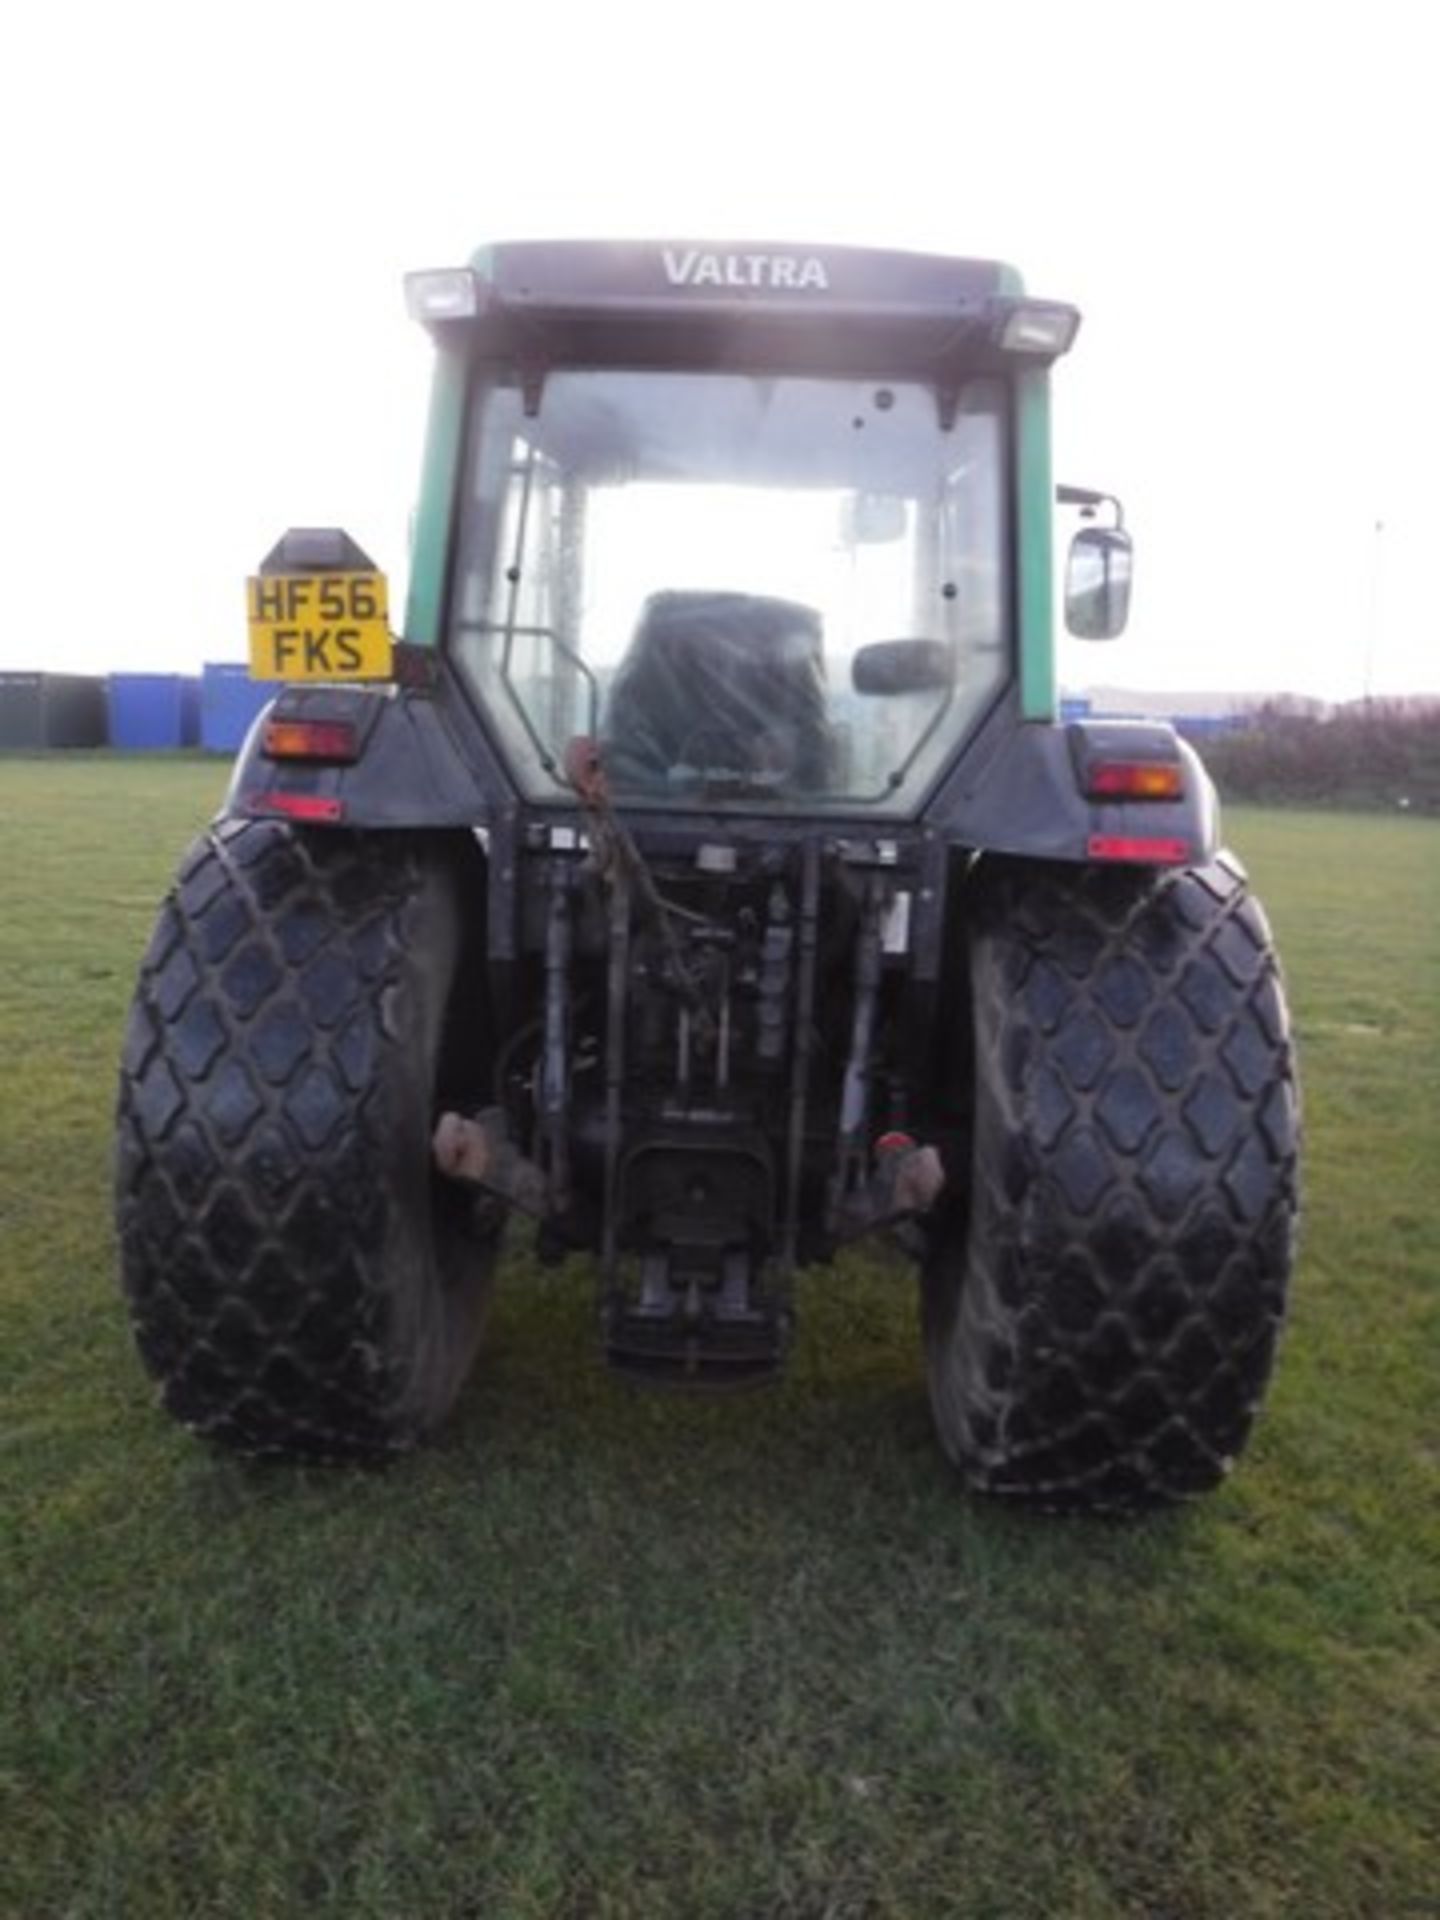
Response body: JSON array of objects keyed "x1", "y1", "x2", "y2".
[{"x1": 1057, "y1": 484, "x2": 1126, "y2": 532}]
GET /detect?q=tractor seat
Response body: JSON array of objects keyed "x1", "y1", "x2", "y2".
[{"x1": 602, "y1": 590, "x2": 831, "y2": 794}]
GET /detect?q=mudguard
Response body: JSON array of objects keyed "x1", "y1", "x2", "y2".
[
  {"x1": 928, "y1": 701, "x2": 1220, "y2": 867},
  {"x1": 223, "y1": 676, "x2": 505, "y2": 829}
]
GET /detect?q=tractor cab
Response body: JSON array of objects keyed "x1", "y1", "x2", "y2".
[{"x1": 403, "y1": 241, "x2": 1101, "y2": 818}]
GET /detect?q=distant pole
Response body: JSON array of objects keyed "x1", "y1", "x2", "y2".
[{"x1": 1364, "y1": 518, "x2": 1384, "y2": 703}]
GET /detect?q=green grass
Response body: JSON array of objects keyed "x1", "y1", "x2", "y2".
[{"x1": 2, "y1": 761, "x2": 1437, "y2": 1918}]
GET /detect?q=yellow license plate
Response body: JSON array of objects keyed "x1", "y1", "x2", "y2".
[{"x1": 246, "y1": 572, "x2": 392, "y2": 679}]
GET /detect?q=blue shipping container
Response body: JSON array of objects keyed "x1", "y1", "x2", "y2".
[
  {"x1": 202, "y1": 663, "x2": 282, "y2": 752},
  {"x1": 108, "y1": 673, "x2": 201, "y2": 749}
]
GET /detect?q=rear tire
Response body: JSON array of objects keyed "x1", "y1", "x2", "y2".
[
  {"x1": 115, "y1": 820, "x2": 501, "y2": 1460},
  {"x1": 924, "y1": 852, "x2": 1299, "y2": 1511}
]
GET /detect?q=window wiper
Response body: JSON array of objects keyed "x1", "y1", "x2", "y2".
[{"x1": 498, "y1": 445, "x2": 538, "y2": 681}]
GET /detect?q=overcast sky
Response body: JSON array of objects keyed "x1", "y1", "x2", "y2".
[{"x1": 3, "y1": 0, "x2": 1434, "y2": 700}]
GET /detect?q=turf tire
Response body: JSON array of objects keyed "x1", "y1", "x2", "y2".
[
  {"x1": 116, "y1": 819, "x2": 501, "y2": 1460},
  {"x1": 924, "y1": 852, "x2": 1299, "y2": 1511}
]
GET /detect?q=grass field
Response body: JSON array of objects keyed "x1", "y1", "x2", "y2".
[{"x1": 2, "y1": 757, "x2": 1436, "y2": 1919}]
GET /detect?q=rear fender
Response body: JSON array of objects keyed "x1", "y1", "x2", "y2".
[
  {"x1": 931, "y1": 716, "x2": 1220, "y2": 867},
  {"x1": 222, "y1": 679, "x2": 505, "y2": 829}
]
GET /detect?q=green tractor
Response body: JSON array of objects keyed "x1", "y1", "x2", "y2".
[{"x1": 115, "y1": 241, "x2": 1298, "y2": 1509}]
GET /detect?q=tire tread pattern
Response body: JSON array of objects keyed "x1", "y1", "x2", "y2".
[
  {"x1": 926, "y1": 852, "x2": 1299, "y2": 1511},
  {"x1": 116, "y1": 821, "x2": 490, "y2": 1460}
]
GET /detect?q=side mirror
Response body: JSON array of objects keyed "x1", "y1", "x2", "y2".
[
  {"x1": 1065, "y1": 526, "x2": 1133, "y2": 640},
  {"x1": 852, "y1": 638, "x2": 953, "y2": 695}
]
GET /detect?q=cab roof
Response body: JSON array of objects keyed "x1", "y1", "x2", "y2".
[
  {"x1": 465, "y1": 239, "x2": 1026, "y2": 318},
  {"x1": 408, "y1": 241, "x2": 1071, "y2": 379}
]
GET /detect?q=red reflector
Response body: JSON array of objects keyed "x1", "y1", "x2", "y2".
[
  {"x1": 262, "y1": 718, "x2": 358, "y2": 762},
  {"x1": 1085, "y1": 760, "x2": 1183, "y2": 799},
  {"x1": 249, "y1": 792, "x2": 345, "y2": 824},
  {"x1": 1088, "y1": 834, "x2": 1191, "y2": 865}
]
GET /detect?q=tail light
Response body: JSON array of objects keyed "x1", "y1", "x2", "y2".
[
  {"x1": 262, "y1": 718, "x2": 359, "y2": 763},
  {"x1": 1083, "y1": 760, "x2": 1184, "y2": 801}
]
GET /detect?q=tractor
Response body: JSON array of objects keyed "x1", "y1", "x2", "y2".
[{"x1": 115, "y1": 240, "x2": 1299, "y2": 1509}]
